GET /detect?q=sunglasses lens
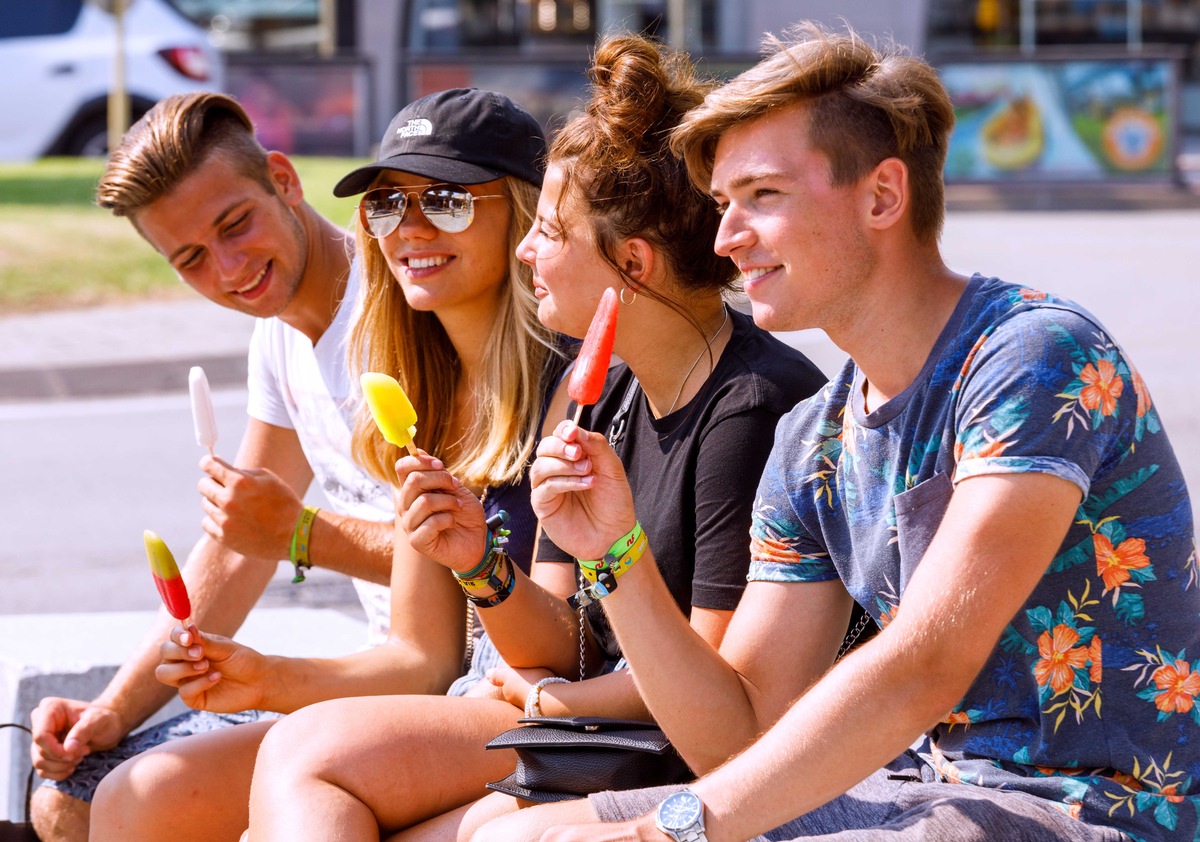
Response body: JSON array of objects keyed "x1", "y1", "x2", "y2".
[
  {"x1": 360, "y1": 190, "x2": 405, "y2": 238},
  {"x1": 420, "y1": 186, "x2": 473, "y2": 233}
]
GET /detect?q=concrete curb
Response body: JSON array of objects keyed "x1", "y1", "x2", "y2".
[{"x1": 0, "y1": 352, "x2": 247, "y2": 403}]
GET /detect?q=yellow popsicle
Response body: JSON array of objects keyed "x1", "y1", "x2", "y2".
[{"x1": 361, "y1": 372, "x2": 419, "y2": 455}]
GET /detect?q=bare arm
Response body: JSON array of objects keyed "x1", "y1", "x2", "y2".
[
  {"x1": 31, "y1": 418, "x2": 390, "y2": 777},
  {"x1": 159, "y1": 492, "x2": 475, "y2": 713},
  {"x1": 198, "y1": 419, "x2": 393, "y2": 585},
  {"x1": 550, "y1": 471, "x2": 1082, "y2": 842},
  {"x1": 529, "y1": 420, "x2": 851, "y2": 771}
]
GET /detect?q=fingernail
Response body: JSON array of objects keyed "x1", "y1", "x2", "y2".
[
  {"x1": 188, "y1": 646, "x2": 203, "y2": 658},
  {"x1": 576, "y1": 459, "x2": 590, "y2": 473},
  {"x1": 565, "y1": 444, "x2": 581, "y2": 459}
]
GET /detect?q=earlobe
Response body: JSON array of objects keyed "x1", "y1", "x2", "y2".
[{"x1": 868, "y1": 158, "x2": 908, "y2": 230}]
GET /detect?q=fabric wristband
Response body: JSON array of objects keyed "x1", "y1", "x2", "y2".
[
  {"x1": 460, "y1": 551, "x2": 517, "y2": 608},
  {"x1": 289, "y1": 505, "x2": 320, "y2": 583},
  {"x1": 454, "y1": 548, "x2": 504, "y2": 589},
  {"x1": 523, "y1": 676, "x2": 570, "y2": 718},
  {"x1": 455, "y1": 509, "x2": 512, "y2": 581},
  {"x1": 577, "y1": 522, "x2": 647, "y2": 584}
]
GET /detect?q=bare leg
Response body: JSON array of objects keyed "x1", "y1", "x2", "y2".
[
  {"x1": 31, "y1": 787, "x2": 90, "y2": 842},
  {"x1": 389, "y1": 792, "x2": 525, "y2": 842},
  {"x1": 247, "y1": 695, "x2": 524, "y2": 840},
  {"x1": 90, "y1": 720, "x2": 275, "y2": 842},
  {"x1": 468, "y1": 798, "x2": 597, "y2": 842}
]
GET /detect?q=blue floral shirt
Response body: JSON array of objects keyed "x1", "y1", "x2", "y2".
[{"x1": 749, "y1": 275, "x2": 1199, "y2": 841}]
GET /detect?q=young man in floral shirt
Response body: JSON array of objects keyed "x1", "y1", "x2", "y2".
[{"x1": 494, "y1": 22, "x2": 1199, "y2": 842}]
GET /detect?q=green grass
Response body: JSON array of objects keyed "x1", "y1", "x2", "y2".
[{"x1": 0, "y1": 157, "x2": 367, "y2": 313}]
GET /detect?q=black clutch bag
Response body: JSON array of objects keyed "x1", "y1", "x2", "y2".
[{"x1": 484, "y1": 715, "x2": 693, "y2": 803}]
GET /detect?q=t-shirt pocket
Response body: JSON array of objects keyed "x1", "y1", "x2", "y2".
[{"x1": 893, "y1": 471, "x2": 953, "y2": 591}]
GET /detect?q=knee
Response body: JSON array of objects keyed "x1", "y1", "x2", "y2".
[
  {"x1": 89, "y1": 747, "x2": 188, "y2": 839},
  {"x1": 89, "y1": 756, "x2": 143, "y2": 839},
  {"x1": 31, "y1": 786, "x2": 90, "y2": 842},
  {"x1": 254, "y1": 703, "x2": 339, "y2": 784}
]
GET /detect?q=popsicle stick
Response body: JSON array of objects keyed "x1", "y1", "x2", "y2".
[
  {"x1": 572, "y1": 404, "x2": 584, "y2": 426},
  {"x1": 404, "y1": 441, "x2": 418, "y2": 457}
]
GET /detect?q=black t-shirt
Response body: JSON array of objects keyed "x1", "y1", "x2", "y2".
[{"x1": 540, "y1": 308, "x2": 827, "y2": 659}]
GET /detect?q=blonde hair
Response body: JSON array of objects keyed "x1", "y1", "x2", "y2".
[
  {"x1": 347, "y1": 176, "x2": 556, "y2": 487},
  {"x1": 670, "y1": 22, "x2": 956, "y2": 244},
  {"x1": 97, "y1": 92, "x2": 273, "y2": 220}
]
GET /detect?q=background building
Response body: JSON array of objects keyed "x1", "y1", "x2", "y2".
[{"x1": 76, "y1": 0, "x2": 1200, "y2": 182}]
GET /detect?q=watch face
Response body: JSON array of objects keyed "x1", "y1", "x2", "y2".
[{"x1": 659, "y1": 790, "x2": 702, "y2": 831}]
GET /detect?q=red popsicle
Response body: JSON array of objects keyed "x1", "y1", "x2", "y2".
[
  {"x1": 568, "y1": 287, "x2": 619, "y2": 426},
  {"x1": 144, "y1": 530, "x2": 192, "y2": 624}
]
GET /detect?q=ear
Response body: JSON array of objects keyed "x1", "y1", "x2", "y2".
[
  {"x1": 618, "y1": 237, "x2": 656, "y2": 285},
  {"x1": 266, "y1": 150, "x2": 305, "y2": 207},
  {"x1": 864, "y1": 157, "x2": 908, "y2": 232}
]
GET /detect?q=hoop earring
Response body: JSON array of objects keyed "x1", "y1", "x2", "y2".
[{"x1": 619, "y1": 286, "x2": 638, "y2": 306}]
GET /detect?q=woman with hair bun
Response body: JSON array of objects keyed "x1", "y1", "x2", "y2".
[{"x1": 242, "y1": 34, "x2": 826, "y2": 840}]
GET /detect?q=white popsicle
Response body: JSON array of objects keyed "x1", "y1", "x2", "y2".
[{"x1": 188, "y1": 366, "x2": 218, "y2": 454}]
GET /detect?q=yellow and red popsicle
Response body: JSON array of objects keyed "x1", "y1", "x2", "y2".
[
  {"x1": 361, "y1": 372, "x2": 419, "y2": 456},
  {"x1": 568, "y1": 286, "x2": 619, "y2": 425},
  {"x1": 144, "y1": 530, "x2": 191, "y2": 623}
]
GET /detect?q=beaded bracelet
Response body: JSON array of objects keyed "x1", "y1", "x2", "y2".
[
  {"x1": 524, "y1": 676, "x2": 570, "y2": 717},
  {"x1": 289, "y1": 505, "x2": 320, "y2": 583},
  {"x1": 576, "y1": 522, "x2": 647, "y2": 584}
]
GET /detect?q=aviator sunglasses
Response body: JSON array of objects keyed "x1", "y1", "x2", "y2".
[{"x1": 358, "y1": 183, "x2": 505, "y2": 237}]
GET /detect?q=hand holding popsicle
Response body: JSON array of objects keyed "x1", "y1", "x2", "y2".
[
  {"x1": 568, "y1": 287, "x2": 619, "y2": 426},
  {"x1": 361, "y1": 372, "x2": 419, "y2": 456},
  {"x1": 189, "y1": 366, "x2": 218, "y2": 456},
  {"x1": 156, "y1": 626, "x2": 270, "y2": 713}
]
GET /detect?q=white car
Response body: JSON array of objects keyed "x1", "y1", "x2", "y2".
[{"x1": 0, "y1": 0, "x2": 223, "y2": 160}]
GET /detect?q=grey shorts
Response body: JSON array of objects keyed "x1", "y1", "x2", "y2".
[
  {"x1": 590, "y1": 750, "x2": 1130, "y2": 842},
  {"x1": 43, "y1": 708, "x2": 281, "y2": 803}
]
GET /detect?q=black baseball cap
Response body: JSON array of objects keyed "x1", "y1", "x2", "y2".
[{"x1": 333, "y1": 88, "x2": 546, "y2": 197}]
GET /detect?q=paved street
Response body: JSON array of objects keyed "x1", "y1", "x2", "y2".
[{"x1": 1, "y1": 207, "x2": 1198, "y2": 618}]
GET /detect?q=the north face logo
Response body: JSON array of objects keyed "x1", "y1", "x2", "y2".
[{"x1": 397, "y1": 118, "x2": 433, "y2": 138}]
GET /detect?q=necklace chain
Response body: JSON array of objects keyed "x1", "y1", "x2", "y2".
[{"x1": 665, "y1": 307, "x2": 729, "y2": 417}]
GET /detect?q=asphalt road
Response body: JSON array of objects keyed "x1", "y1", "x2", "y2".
[{"x1": 0, "y1": 388, "x2": 348, "y2": 615}]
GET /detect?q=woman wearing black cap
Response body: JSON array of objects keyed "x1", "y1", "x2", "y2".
[
  {"x1": 243, "y1": 36, "x2": 826, "y2": 842},
  {"x1": 90, "y1": 88, "x2": 572, "y2": 842}
]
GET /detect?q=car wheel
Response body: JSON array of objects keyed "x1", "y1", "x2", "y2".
[{"x1": 64, "y1": 115, "x2": 111, "y2": 157}]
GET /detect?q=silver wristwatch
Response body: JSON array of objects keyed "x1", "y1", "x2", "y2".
[{"x1": 655, "y1": 788, "x2": 708, "y2": 842}]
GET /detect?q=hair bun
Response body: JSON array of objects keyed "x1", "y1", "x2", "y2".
[{"x1": 585, "y1": 36, "x2": 703, "y2": 168}]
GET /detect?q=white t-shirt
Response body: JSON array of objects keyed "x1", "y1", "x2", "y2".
[{"x1": 245, "y1": 265, "x2": 393, "y2": 645}]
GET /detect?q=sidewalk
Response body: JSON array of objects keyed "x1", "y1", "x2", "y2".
[{"x1": 0, "y1": 296, "x2": 254, "y2": 402}]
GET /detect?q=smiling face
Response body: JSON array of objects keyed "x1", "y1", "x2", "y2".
[
  {"x1": 370, "y1": 171, "x2": 512, "y2": 319},
  {"x1": 134, "y1": 151, "x2": 308, "y2": 319},
  {"x1": 711, "y1": 103, "x2": 876, "y2": 334},
  {"x1": 516, "y1": 163, "x2": 617, "y2": 340}
]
